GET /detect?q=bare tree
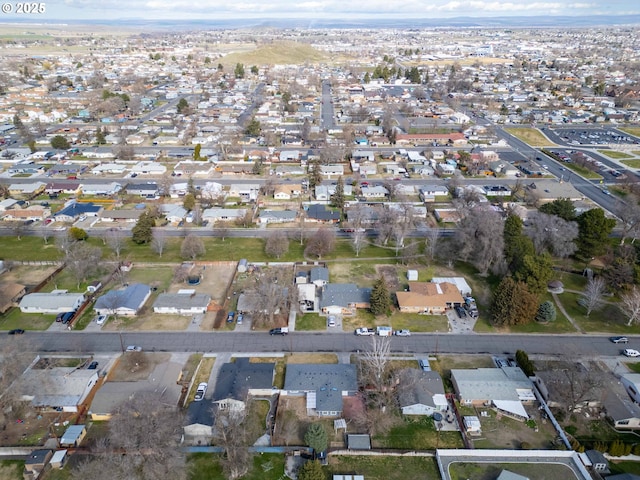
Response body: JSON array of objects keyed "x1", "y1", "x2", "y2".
[
  {"x1": 180, "y1": 234, "x2": 205, "y2": 260},
  {"x1": 360, "y1": 336, "x2": 391, "y2": 392},
  {"x1": 65, "y1": 242, "x2": 103, "y2": 288},
  {"x1": 374, "y1": 207, "x2": 397, "y2": 246},
  {"x1": 424, "y1": 225, "x2": 440, "y2": 261},
  {"x1": 265, "y1": 230, "x2": 289, "y2": 259},
  {"x1": 38, "y1": 226, "x2": 52, "y2": 245},
  {"x1": 526, "y1": 212, "x2": 578, "y2": 258},
  {"x1": 454, "y1": 206, "x2": 504, "y2": 275},
  {"x1": 157, "y1": 172, "x2": 174, "y2": 197},
  {"x1": 105, "y1": 228, "x2": 127, "y2": 259},
  {"x1": 213, "y1": 401, "x2": 253, "y2": 480},
  {"x1": 0, "y1": 342, "x2": 35, "y2": 426},
  {"x1": 351, "y1": 229, "x2": 367, "y2": 257},
  {"x1": 304, "y1": 227, "x2": 336, "y2": 259},
  {"x1": 581, "y1": 277, "x2": 606, "y2": 317},
  {"x1": 71, "y1": 393, "x2": 186, "y2": 480},
  {"x1": 617, "y1": 196, "x2": 640, "y2": 244},
  {"x1": 151, "y1": 228, "x2": 167, "y2": 258},
  {"x1": 248, "y1": 270, "x2": 290, "y2": 328},
  {"x1": 621, "y1": 286, "x2": 640, "y2": 326},
  {"x1": 548, "y1": 361, "x2": 604, "y2": 414}
]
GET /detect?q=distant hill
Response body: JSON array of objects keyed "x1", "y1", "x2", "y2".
[{"x1": 221, "y1": 41, "x2": 327, "y2": 66}]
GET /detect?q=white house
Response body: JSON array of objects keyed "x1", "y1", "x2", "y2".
[
  {"x1": 19, "y1": 292, "x2": 85, "y2": 314},
  {"x1": 361, "y1": 186, "x2": 388, "y2": 198},
  {"x1": 202, "y1": 208, "x2": 247, "y2": 223},
  {"x1": 153, "y1": 291, "x2": 211, "y2": 315},
  {"x1": 131, "y1": 161, "x2": 167, "y2": 175}
]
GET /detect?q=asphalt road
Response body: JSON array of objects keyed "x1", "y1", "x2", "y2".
[{"x1": 0, "y1": 331, "x2": 627, "y2": 358}]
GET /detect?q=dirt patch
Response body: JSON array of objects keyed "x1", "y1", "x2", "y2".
[
  {"x1": 287, "y1": 353, "x2": 338, "y2": 364},
  {"x1": 1, "y1": 265, "x2": 59, "y2": 287},
  {"x1": 107, "y1": 352, "x2": 170, "y2": 382},
  {"x1": 0, "y1": 411, "x2": 66, "y2": 448},
  {"x1": 170, "y1": 262, "x2": 237, "y2": 305},
  {"x1": 376, "y1": 265, "x2": 401, "y2": 291}
]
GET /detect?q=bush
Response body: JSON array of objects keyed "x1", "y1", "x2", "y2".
[
  {"x1": 515, "y1": 350, "x2": 535, "y2": 377},
  {"x1": 565, "y1": 425, "x2": 578, "y2": 436}
]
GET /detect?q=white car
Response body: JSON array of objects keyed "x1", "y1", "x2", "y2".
[
  {"x1": 354, "y1": 327, "x2": 375, "y2": 336},
  {"x1": 394, "y1": 329, "x2": 411, "y2": 337},
  {"x1": 623, "y1": 349, "x2": 640, "y2": 357},
  {"x1": 194, "y1": 382, "x2": 207, "y2": 401},
  {"x1": 126, "y1": 345, "x2": 142, "y2": 352},
  {"x1": 95, "y1": 315, "x2": 107, "y2": 325},
  {"x1": 327, "y1": 315, "x2": 337, "y2": 327}
]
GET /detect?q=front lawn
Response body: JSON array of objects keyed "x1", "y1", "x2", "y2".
[
  {"x1": 559, "y1": 292, "x2": 638, "y2": 334},
  {"x1": 295, "y1": 313, "x2": 326, "y2": 331},
  {"x1": 390, "y1": 313, "x2": 449, "y2": 333},
  {"x1": 0, "y1": 308, "x2": 54, "y2": 331}
]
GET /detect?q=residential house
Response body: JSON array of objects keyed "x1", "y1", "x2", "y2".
[
  {"x1": 45, "y1": 182, "x2": 81, "y2": 195},
  {"x1": 8, "y1": 182, "x2": 46, "y2": 197},
  {"x1": 320, "y1": 164, "x2": 345, "y2": 177},
  {"x1": 320, "y1": 283, "x2": 371, "y2": 316},
  {"x1": 19, "y1": 291, "x2": 85, "y2": 314},
  {"x1": 173, "y1": 161, "x2": 215, "y2": 176},
  {"x1": 212, "y1": 358, "x2": 275, "y2": 413},
  {"x1": 419, "y1": 185, "x2": 449, "y2": 202},
  {"x1": 274, "y1": 184, "x2": 303, "y2": 200},
  {"x1": 450, "y1": 367, "x2": 535, "y2": 419},
  {"x1": 283, "y1": 364, "x2": 358, "y2": 417},
  {"x1": 20, "y1": 365, "x2": 98, "y2": 412},
  {"x1": 91, "y1": 163, "x2": 127, "y2": 175},
  {"x1": 396, "y1": 282, "x2": 463, "y2": 314},
  {"x1": 24, "y1": 449, "x2": 53, "y2": 479},
  {"x1": 202, "y1": 207, "x2": 247, "y2": 223},
  {"x1": 397, "y1": 369, "x2": 448, "y2": 416},
  {"x1": 2, "y1": 206, "x2": 49, "y2": 221},
  {"x1": 361, "y1": 186, "x2": 388, "y2": 199},
  {"x1": 0, "y1": 282, "x2": 26, "y2": 313},
  {"x1": 80, "y1": 182, "x2": 122, "y2": 196},
  {"x1": 94, "y1": 283, "x2": 151, "y2": 316},
  {"x1": 161, "y1": 204, "x2": 187, "y2": 223},
  {"x1": 496, "y1": 471, "x2": 530, "y2": 480},
  {"x1": 310, "y1": 267, "x2": 329, "y2": 287},
  {"x1": 315, "y1": 185, "x2": 330, "y2": 201},
  {"x1": 228, "y1": 184, "x2": 260, "y2": 202},
  {"x1": 99, "y1": 209, "x2": 144, "y2": 223},
  {"x1": 54, "y1": 202, "x2": 102, "y2": 222},
  {"x1": 0, "y1": 198, "x2": 19, "y2": 212},
  {"x1": 153, "y1": 291, "x2": 211, "y2": 315},
  {"x1": 258, "y1": 209, "x2": 297, "y2": 224},
  {"x1": 305, "y1": 204, "x2": 340, "y2": 223},
  {"x1": 131, "y1": 161, "x2": 167, "y2": 175},
  {"x1": 126, "y1": 182, "x2": 159, "y2": 197}
]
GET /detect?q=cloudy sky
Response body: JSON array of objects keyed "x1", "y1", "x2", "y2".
[{"x1": 4, "y1": 0, "x2": 640, "y2": 21}]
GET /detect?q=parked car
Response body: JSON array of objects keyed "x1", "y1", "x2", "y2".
[
  {"x1": 95, "y1": 315, "x2": 107, "y2": 325},
  {"x1": 327, "y1": 315, "x2": 337, "y2": 327},
  {"x1": 61, "y1": 311, "x2": 75, "y2": 324},
  {"x1": 610, "y1": 336, "x2": 629, "y2": 344},
  {"x1": 126, "y1": 345, "x2": 142, "y2": 352},
  {"x1": 194, "y1": 382, "x2": 208, "y2": 401},
  {"x1": 236, "y1": 314, "x2": 244, "y2": 325},
  {"x1": 87, "y1": 361, "x2": 99, "y2": 370},
  {"x1": 394, "y1": 329, "x2": 411, "y2": 337},
  {"x1": 454, "y1": 306, "x2": 467, "y2": 318},
  {"x1": 269, "y1": 327, "x2": 288, "y2": 335},
  {"x1": 354, "y1": 327, "x2": 375, "y2": 336},
  {"x1": 623, "y1": 349, "x2": 640, "y2": 357},
  {"x1": 419, "y1": 359, "x2": 431, "y2": 371},
  {"x1": 8, "y1": 329, "x2": 25, "y2": 335},
  {"x1": 226, "y1": 311, "x2": 235, "y2": 323}
]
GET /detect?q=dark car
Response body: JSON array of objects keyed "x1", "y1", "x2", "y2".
[
  {"x1": 454, "y1": 306, "x2": 467, "y2": 318},
  {"x1": 226, "y1": 311, "x2": 235, "y2": 323},
  {"x1": 269, "y1": 327, "x2": 288, "y2": 335},
  {"x1": 61, "y1": 312, "x2": 75, "y2": 324},
  {"x1": 8, "y1": 329, "x2": 25, "y2": 335},
  {"x1": 87, "y1": 361, "x2": 99, "y2": 369}
]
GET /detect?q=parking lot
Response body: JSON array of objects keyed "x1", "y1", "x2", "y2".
[{"x1": 548, "y1": 126, "x2": 639, "y2": 146}]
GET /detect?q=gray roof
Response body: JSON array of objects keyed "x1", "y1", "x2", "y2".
[
  {"x1": 347, "y1": 434, "x2": 371, "y2": 450},
  {"x1": 451, "y1": 367, "x2": 531, "y2": 402},
  {"x1": 212, "y1": 358, "x2": 274, "y2": 402},
  {"x1": 19, "y1": 292, "x2": 84, "y2": 310},
  {"x1": 153, "y1": 292, "x2": 211, "y2": 310},
  {"x1": 496, "y1": 471, "x2": 530, "y2": 480},
  {"x1": 25, "y1": 449, "x2": 51, "y2": 466},
  {"x1": 397, "y1": 369, "x2": 445, "y2": 409},
  {"x1": 21, "y1": 368, "x2": 97, "y2": 408},
  {"x1": 320, "y1": 284, "x2": 371, "y2": 309},
  {"x1": 310, "y1": 267, "x2": 329, "y2": 283},
  {"x1": 95, "y1": 283, "x2": 150, "y2": 312},
  {"x1": 284, "y1": 364, "x2": 357, "y2": 413},
  {"x1": 60, "y1": 425, "x2": 86, "y2": 445}
]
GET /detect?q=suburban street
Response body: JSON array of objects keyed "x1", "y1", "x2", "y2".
[{"x1": 0, "y1": 331, "x2": 628, "y2": 358}]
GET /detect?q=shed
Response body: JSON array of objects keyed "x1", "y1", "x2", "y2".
[
  {"x1": 59, "y1": 424, "x2": 87, "y2": 447},
  {"x1": 24, "y1": 449, "x2": 52, "y2": 474},
  {"x1": 347, "y1": 434, "x2": 371, "y2": 450},
  {"x1": 238, "y1": 259, "x2": 248, "y2": 273},
  {"x1": 50, "y1": 450, "x2": 67, "y2": 469},
  {"x1": 407, "y1": 270, "x2": 418, "y2": 281}
]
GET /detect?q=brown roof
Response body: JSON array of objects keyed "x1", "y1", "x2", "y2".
[{"x1": 396, "y1": 282, "x2": 463, "y2": 309}]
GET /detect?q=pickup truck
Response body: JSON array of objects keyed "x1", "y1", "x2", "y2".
[{"x1": 354, "y1": 327, "x2": 375, "y2": 336}]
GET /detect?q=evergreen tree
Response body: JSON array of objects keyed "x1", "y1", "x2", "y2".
[
  {"x1": 514, "y1": 253, "x2": 554, "y2": 295},
  {"x1": 193, "y1": 143, "x2": 202, "y2": 161},
  {"x1": 576, "y1": 208, "x2": 616, "y2": 259},
  {"x1": 245, "y1": 118, "x2": 261, "y2": 137},
  {"x1": 304, "y1": 424, "x2": 328, "y2": 455},
  {"x1": 308, "y1": 160, "x2": 322, "y2": 190},
  {"x1": 95, "y1": 128, "x2": 106, "y2": 145},
  {"x1": 183, "y1": 193, "x2": 196, "y2": 211},
  {"x1": 538, "y1": 198, "x2": 576, "y2": 221},
  {"x1": 504, "y1": 214, "x2": 535, "y2": 274},
  {"x1": 298, "y1": 460, "x2": 325, "y2": 480},
  {"x1": 51, "y1": 135, "x2": 70, "y2": 150},
  {"x1": 363, "y1": 72, "x2": 371, "y2": 84},
  {"x1": 234, "y1": 63, "x2": 245, "y2": 78},
  {"x1": 370, "y1": 276, "x2": 391, "y2": 315},
  {"x1": 330, "y1": 176, "x2": 345, "y2": 212},
  {"x1": 491, "y1": 277, "x2": 538, "y2": 327},
  {"x1": 536, "y1": 301, "x2": 557, "y2": 323},
  {"x1": 176, "y1": 98, "x2": 189, "y2": 114},
  {"x1": 515, "y1": 350, "x2": 535, "y2": 376},
  {"x1": 131, "y1": 211, "x2": 154, "y2": 244}
]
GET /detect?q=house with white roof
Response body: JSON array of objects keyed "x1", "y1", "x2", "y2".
[
  {"x1": 153, "y1": 291, "x2": 211, "y2": 315},
  {"x1": 130, "y1": 161, "x2": 166, "y2": 175},
  {"x1": 202, "y1": 208, "x2": 247, "y2": 223},
  {"x1": 19, "y1": 291, "x2": 85, "y2": 314}
]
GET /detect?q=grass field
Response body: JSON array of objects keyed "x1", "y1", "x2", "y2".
[
  {"x1": 449, "y1": 462, "x2": 578, "y2": 480},
  {"x1": 619, "y1": 127, "x2": 640, "y2": 137},
  {"x1": 373, "y1": 415, "x2": 464, "y2": 449},
  {"x1": 559, "y1": 292, "x2": 636, "y2": 333},
  {"x1": 295, "y1": 313, "x2": 327, "y2": 331},
  {"x1": 0, "y1": 308, "x2": 54, "y2": 331},
  {"x1": 598, "y1": 150, "x2": 634, "y2": 159},
  {"x1": 504, "y1": 128, "x2": 556, "y2": 147},
  {"x1": 328, "y1": 455, "x2": 440, "y2": 480},
  {"x1": 221, "y1": 41, "x2": 327, "y2": 66},
  {"x1": 564, "y1": 162, "x2": 603, "y2": 179},
  {"x1": 621, "y1": 159, "x2": 640, "y2": 168},
  {"x1": 188, "y1": 453, "x2": 285, "y2": 480}
]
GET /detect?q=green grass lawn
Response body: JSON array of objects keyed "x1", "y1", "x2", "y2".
[
  {"x1": 621, "y1": 159, "x2": 640, "y2": 168},
  {"x1": 558, "y1": 292, "x2": 637, "y2": 334},
  {"x1": 0, "y1": 459, "x2": 24, "y2": 480},
  {"x1": 564, "y1": 163, "x2": 603, "y2": 179},
  {"x1": 373, "y1": 415, "x2": 464, "y2": 449},
  {"x1": 598, "y1": 150, "x2": 634, "y2": 159},
  {"x1": 0, "y1": 308, "x2": 54, "y2": 331},
  {"x1": 329, "y1": 455, "x2": 440, "y2": 480},
  {"x1": 389, "y1": 313, "x2": 449, "y2": 333},
  {"x1": 504, "y1": 128, "x2": 556, "y2": 147},
  {"x1": 295, "y1": 313, "x2": 326, "y2": 331},
  {"x1": 188, "y1": 453, "x2": 285, "y2": 480},
  {"x1": 619, "y1": 127, "x2": 640, "y2": 137},
  {"x1": 449, "y1": 462, "x2": 578, "y2": 480}
]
